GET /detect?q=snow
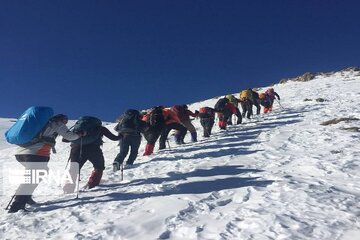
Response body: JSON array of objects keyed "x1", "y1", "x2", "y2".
[
  {"x1": 1, "y1": 70, "x2": 360, "y2": 239},
  {"x1": 0, "y1": 118, "x2": 14, "y2": 150}
]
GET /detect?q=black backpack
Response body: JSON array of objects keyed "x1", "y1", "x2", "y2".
[
  {"x1": 252, "y1": 91, "x2": 259, "y2": 100},
  {"x1": 214, "y1": 98, "x2": 229, "y2": 112},
  {"x1": 148, "y1": 106, "x2": 165, "y2": 127},
  {"x1": 115, "y1": 109, "x2": 141, "y2": 133},
  {"x1": 71, "y1": 116, "x2": 102, "y2": 145}
]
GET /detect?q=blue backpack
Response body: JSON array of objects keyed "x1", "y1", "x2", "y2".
[{"x1": 5, "y1": 106, "x2": 54, "y2": 145}]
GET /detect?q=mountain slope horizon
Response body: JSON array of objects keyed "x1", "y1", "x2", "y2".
[{"x1": 0, "y1": 67, "x2": 359, "y2": 240}]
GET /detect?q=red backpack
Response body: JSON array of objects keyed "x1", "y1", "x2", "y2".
[
  {"x1": 199, "y1": 107, "x2": 207, "y2": 114},
  {"x1": 199, "y1": 107, "x2": 214, "y2": 118}
]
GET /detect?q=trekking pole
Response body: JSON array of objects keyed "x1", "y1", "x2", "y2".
[
  {"x1": 5, "y1": 195, "x2": 15, "y2": 210},
  {"x1": 76, "y1": 137, "x2": 83, "y2": 199},
  {"x1": 276, "y1": 99, "x2": 285, "y2": 110},
  {"x1": 64, "y1": 156, "x2": 71, "y2": 170},
  {"x1": 76, "y1": 175, "x2": 80, "y2": 199},
  {"x1": 166, "y1": 139, "x2": 171, "y2": 150},
  {"x1": 120, "y1": 163, "x2": 124, "y2": 181}
]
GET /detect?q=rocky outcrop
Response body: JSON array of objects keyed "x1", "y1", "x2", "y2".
[
  {"x1": 342, "y1": 66, "x2": 360, "y2": 72},
  {"x1": 279, "y1": 66, "x2": 359, "y2": 84},
  {"x1": 320, "y1": 117, "x2": 359, "y2": 126},
  {"x1": 279, "y1": 72, "x2": 315, "y2": 84}
]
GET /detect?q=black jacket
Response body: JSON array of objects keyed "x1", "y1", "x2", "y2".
[{"x1": 64, "y1": 126, "x2": 121, "y2": 146}]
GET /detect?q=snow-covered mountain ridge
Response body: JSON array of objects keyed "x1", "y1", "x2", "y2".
[
  {"x1": 0, "y1": 68, "x2": 359, "y2": 240},
  {"x1": 279, "y1": 66, "x2": 360, "y2": 84}
]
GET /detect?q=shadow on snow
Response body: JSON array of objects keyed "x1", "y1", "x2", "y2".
[
  {"x1": 36, "y1": 165, "x2": 273, "y2": 211},
  {"x1": 36, "y1": 105, "x2": 308, "y2": 212}
]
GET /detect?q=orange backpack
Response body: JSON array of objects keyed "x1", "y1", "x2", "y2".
[{"x1": 259, "y1": 93, "x2": 266, "y2": 99}]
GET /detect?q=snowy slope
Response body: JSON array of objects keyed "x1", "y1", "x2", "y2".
[
  {"x1": 0, "y1": 118, "x2": 14, "y2": 150},
  {"x1": 0, "y1": 69, "x2": 360, "y2": 240}
]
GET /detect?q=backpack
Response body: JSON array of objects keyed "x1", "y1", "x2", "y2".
[
  {"x1": 259, "y1": 93, "x2": 267, "y2": 99},
  {"x1": 240, "y1": 90, "x2": 252, "y2": 101},
  {"x1": 199, "y1": 107, "x2": 207, "y2": 114},
  {"x1": 5, "y1": 106, "x2": 54, "y2": 145},
  {"x1": 252, "y1": 91, "x2": 259, "y2": 100},
  {"x1": 266, "y1": 88, "x2": 274, "y2": 96},
  {"x1": 226, "y1": 95, "x2": 238, "y2": 107},
  {"x1": 214, "y1": 98, "x2": 229, "y2": 112},
  {"x1": 171, "y1": 105, "x2": 187, "y2": 121},
  {"x1": 259, "y1": 93, "x2": 271, "y2": 107},
  {"x1": 115, "y1": 109, "x2": 141, "y2": 133},
  {"x1": 148, "y1": 106, "x2": 165, "y2": 127},
  {"x1": 71, "y1": 116, "x2": 102, "y2": 145},
  {"x1": 199, "y1": 107, "x2": 214, "y2": 118}
]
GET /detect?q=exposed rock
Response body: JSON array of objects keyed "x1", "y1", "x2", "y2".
[
  {"x1": 319, "y1": 72, "x2": 335, "y2": 77},
  {"x1": 330, "y1": 150, "x2": 342, "y2": 154},
  {"x1": 342, "y1": 66, "x2": 360, "y2": 72},
  {"x1": 320, "y1": 117, "x2": 359, "y2": 126},
  {"x1": 279, "y1": 79, "x2": 289, "y2": 84},
  {"x1": 303, "y1": 98, "x2": 312, "y2": 101},
  {"x1": 279, "y1": 66, "x2": 359, "y2": 84},
  {"x1": 279, "y1": 72, "x2": 315, "y2": 84},
  {"x1": 341, "y1": 127, "x2": 360, "y2": 132},
  {"x1": 315, "y1": 98, "x2": 326, "y2": 102},
  {"x1": 298, "y1": 72, "x2": 316, "y2": 82}
]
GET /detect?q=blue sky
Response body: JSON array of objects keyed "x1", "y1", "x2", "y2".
[{"x1": 1, "y1": 0, "x2": 359, "y2": 121}]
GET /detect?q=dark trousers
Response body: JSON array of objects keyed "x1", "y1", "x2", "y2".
[
  {"x1": 227, "y1": 108, "x2": 242, "y2": 125},
  {"x1": 67, "y1": 144, "x2": 105, "y2": 184},
  {"x1": 241, "y1": 100, "x2": 253, "y2": 119},
  {"x1": 260, "y1": 100, "x2": 271, "y2": 108},
  {"x1": 143, "y1": 126, "x2": 163, "y2": 145},
  {"x1": 159, "y1": 123, "x2": 187, "y2": 149},
  {"x1": 219, "y1": 109, "x2": 233, "y2": 122},
  {"x1": 12, "y1": 155, "x2": 49, "y2": 206},
  {"x1": 114, "y1": 134, "x2": 141, "y2": 165},
  {"x1": 200, "y1": 118, "x2": 214, "y2": 137},
  {"x1": 70, "y1": 144, "x2": 105, "y2": 170},
  {"x1": 253, "y1": 99, "x2": 261, "y2": 115}
]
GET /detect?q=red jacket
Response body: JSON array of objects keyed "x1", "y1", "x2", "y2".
[
  {"x1": 225, "y1": 102, "x2": 238, "y2": 114},
  {"x1": 162, "y1": 108, "x2": 181, "y2": 125}
]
